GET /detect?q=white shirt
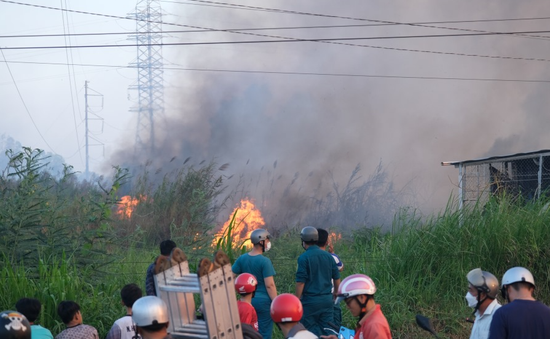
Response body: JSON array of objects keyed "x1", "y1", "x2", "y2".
[
  {"x1": 469, "y1": 299, "x2": 501, "y2": 339},
  {"x1": 105, "y1": 316, "x2": 140, "y2": 339}
]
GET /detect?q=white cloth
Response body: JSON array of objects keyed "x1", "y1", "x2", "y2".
[
  {"x1": 105, "y1": 316, "x2": 140, "y2": 339},
  {"x1": 469, "y1": 299, "x2": 501, "y2": 339}
]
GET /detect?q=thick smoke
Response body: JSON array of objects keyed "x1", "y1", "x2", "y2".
[{"x1": 109, "y1": 0, "x2": 550, "y2": 228}]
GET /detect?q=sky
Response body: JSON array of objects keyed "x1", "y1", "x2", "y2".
[{"x1": 2, "y1": 0, "x2": 550, "y2": 219}]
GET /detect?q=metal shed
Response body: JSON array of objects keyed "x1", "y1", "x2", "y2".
[{"x1": 442, "y1": 150, "x2": 550, "y2": 210}]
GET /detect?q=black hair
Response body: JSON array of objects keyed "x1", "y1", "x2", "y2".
[
  {"x1": 140, "y1": 322, "x2": 169, "y2": 332},
  {"x1": 160, "y1": 240, "x2": 177, "y2": 256},
  {"x1": 510, "y1": 282, "x2": 534, "y2": 292},
  {"x1": 317, "y1": 228, "x2": 329, "y2": 247},
  {"x1": 121, "y1": 283, "x2": 143, "y2": 308},
  {"x1": 16, "y1": 298, "x2": 41, "y2": 323},
  {"x1": 304, "y1": 240, "x2": 317, "y2": 246},
  {"x1": 57, "y1": 301, "x2": 80, "y2": 324}
]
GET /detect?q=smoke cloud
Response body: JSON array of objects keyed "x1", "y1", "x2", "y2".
[{"x1": 108, "y1": 0, "x2": 550, "y2": 227}]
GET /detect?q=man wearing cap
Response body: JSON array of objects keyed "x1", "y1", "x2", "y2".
[
  {"x1": 295, "y1": 226, "x2": 340, "y2": 336},
  {"x1": 132, "y1": 296, "x2": 172, "y2": 339},
  {"x1": 488, "y1": 266, "x2": 550, "y2": 339},
  {"x1": 464, "y1": 268, "x2": 501, "y2": 339}
]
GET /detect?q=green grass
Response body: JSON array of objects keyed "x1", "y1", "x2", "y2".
[
  {"x1": 4, "y1": 197, "x2": 550, "y2": 338},
  {"x1": 4, "y1": 149, "x2": 550, "y2": 338}
]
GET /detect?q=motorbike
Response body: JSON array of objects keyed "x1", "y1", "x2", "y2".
[{"x1": 415, "y1": 314, "x2": 440, "y2": 338}]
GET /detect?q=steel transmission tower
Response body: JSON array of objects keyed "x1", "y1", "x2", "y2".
[{"x1": 128, "y1": 0, "x2": 164, "y2": 153}]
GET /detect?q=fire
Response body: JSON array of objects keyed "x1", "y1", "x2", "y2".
[
  {"x1": 329, "y1": 232, "x2": 342, "y2": 243},
  {"x1": 116, "y1": 195, "x2": 145, "y2": 219},
  {"x1": 214, "y1": 199, "x2": 265, "y2": 248}
]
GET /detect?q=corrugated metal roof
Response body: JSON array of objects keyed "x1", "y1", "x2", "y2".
[{"x1": 441, "y1": 149, "x2": 550, "y2": 167}]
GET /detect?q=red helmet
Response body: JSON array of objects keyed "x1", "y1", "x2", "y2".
[
  {"x1": 270, "y1": 294, "x2": 302, "y2": 323},
  {"x1": 335, "y1": 274, "x2": 376, "y2": 304},
  {"x1": 235, "y1": 273, "x2": 258, "y2": 294}
]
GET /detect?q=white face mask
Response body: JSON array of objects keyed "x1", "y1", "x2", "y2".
[
  {"x1": 264, "y1": 241, "x2": 272, "y2": 252},
  {"x1": 465, "y1": 292, "x2": 478, "y2": 308}
]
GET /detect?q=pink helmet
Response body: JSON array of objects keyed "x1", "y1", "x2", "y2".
[{"x1": 336, "y1": 274, "x2": 376, "y2": 304}]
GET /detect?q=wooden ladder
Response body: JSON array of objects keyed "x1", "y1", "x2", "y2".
[{"x1": 154, "y1": 260, "x2": 243, "y2": 339}]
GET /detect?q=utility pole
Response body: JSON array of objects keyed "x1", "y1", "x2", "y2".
[
  {"x1": 128, "y1": 0, "x2": 165, "y2": 154},
  {"x1": 83, "y1": 81, "x2": 104, "y2": 178}
]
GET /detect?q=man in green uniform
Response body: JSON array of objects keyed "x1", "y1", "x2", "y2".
[{"x1": 295, "y1": 226, "x2": 341, "y2": 337}]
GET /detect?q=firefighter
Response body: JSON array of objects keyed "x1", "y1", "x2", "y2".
[{"x1": 295, "y1": 226, "x2": 340, "y2": 336}]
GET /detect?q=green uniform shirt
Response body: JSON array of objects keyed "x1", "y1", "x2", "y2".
[
  {"x1": 296, "y1": 245, "x2": 340, "y2": 297},
  {"x1": 232, "y1": 253, "x2": 276, "y2": 299}
]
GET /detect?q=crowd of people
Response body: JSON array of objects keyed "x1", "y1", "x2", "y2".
[{"x1": 3, "y1": 227, "x2": 550, "y2": 339}]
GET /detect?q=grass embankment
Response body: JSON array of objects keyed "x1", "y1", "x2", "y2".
[{"x1": 3, "y1": 198, "x2": 550, "y2": 338}]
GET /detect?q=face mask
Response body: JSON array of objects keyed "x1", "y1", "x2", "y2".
[
  {"x1": 465, "y1": 292, "x2": 478, "y2": 308},
  {"x1": 264, "y1": 241, "x2": 272, "y2": 252}
]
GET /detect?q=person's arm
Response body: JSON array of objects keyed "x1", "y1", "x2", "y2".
[
  {"x1": 295, "y1": 282, "x2": 305, "y2": 299},
  {"x1": 295, "y1": 255, "x2": 307, "y2": 299},
  {"x1": 332, "y1": 278, "x2": 341, "y2": 300},
  {"x1": 264, "y1": 276, "x2": 278, "y2": 300},
  {"x1": 488, "y1": 309, "x2": 505, "y2": 339},
  {"x1": 145, "y1": 262, "x2": 156, "y2": 296},
  {"x1": 105, "y1": 325, "x2": 121, "y2": 339}
]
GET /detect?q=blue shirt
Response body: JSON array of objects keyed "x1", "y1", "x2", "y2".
[
  {"x1": 232, "y1": 253, "x2": 276, "y2": 299},
  {"x1": 31, "y1": 324, "x2": 53, "y2": 339},
  {"x1": 145, "y1": 260, "x2": 157, "y2": 296},
  {"x1": 488, "y1": 299, "x2": 550, "y2": 339},
  {"x1": 296, "y1": 245, "x2": 340, "y2": 297}
]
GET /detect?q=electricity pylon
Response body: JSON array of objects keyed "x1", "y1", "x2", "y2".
[{"x1": 128, "y1": 0, "x2": 164, "y2": 154}]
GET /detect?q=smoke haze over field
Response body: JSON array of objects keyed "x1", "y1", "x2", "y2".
[{"x1": 2, "y1": 0, "x2": 550, "y2": 226}]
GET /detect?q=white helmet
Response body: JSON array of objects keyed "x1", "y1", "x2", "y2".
[
  {"x1": 335, "y1": 274, "x2": 376, "y2": 304},
  {"x1": 501, "y1": 266, "x2": 535, "y2": 287},
  {"x1": 132, "y1": 296, "x2": 169, "y2": 327}
]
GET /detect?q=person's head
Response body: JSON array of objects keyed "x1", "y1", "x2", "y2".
[
  {"x1": 15, "y1": 298, "x2": 41, "y2": 323},
  {"x1": 0, "y1": 310, "x2": 31, "y2": 339},
  {"x1": 300, "y1": 226, "x2": 318, "y2": 248},
  {"x1": 465, "y1": 268, "x2": 499, "y2": 310},
  {"x1": 336, "y1": 274, "x2": 377, "y2": 319},
  {"x1": 250, "y1": 229, "x2": 271, "y2": 252},
  {"x1": 57, "y1": 301, "x2": 81, "y2": 325},
  {"x1": 160, "y1": 240, "x2": 177, "y2": 256},
  {"x1": 500, "y1": 266, "x2": 535, "y2": 302},
  {"x1": 132, "y1": 296, "x2": 170, "y2": 337},
  {"x1": 316, "y1": 228, "x2": 329, "y2": 248},
  {"x1": 235, "y1": 273, "x2": 258, "y2": 297},
  {"x1": 121, "y1": 283, "x2": 143, "y2": 308},
  {"x1": 270, "y1": 294, "x2": 302, "y2": 325}
]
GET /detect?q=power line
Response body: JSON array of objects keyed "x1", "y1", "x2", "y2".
[
  {"x1": 170, "y1": 0, "x2": 550, "y2": 40},
  {"x1": 0, "y1": 49, "x2": 56, "y2": 153},
  {"x1": 165, "y1": 0, "x2": 550, "y2": 27},
  {"x1": 2, "y1": 28, "x2": 550, "y2": 41},
  {"x1": 4, "y1": 59, "x2": 550, "y2": 84},
  {"x1": 4, "y1": 14, "x2": 550, "y2": 39},
  {"x1": 60, "y1": 0, "x2": 83, "y2": 166},
  {"x1": 3, "y1": 36, "x2": 550, "y2": 63},
  {"x1": 2, "y1": 0, "x2": 550, "y2": 63}
]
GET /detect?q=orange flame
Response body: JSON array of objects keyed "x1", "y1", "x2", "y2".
[
  {"x1": 329, "y1": 232, "x2": 342, "y2": 243},
  {"x1": 116, "y1": 195, "x2": 145, "y2": 219},
  {"x1": 214, "y1": 199, "x2": 265, "y2": 248}
]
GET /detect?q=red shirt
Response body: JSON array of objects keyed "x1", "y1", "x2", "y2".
[
  {"x1": 237, "y1": 300, "x2": 259, "y2": 331},
  {"x1": 355, "y1": 304, "x2": 392, "y2": 339}
]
